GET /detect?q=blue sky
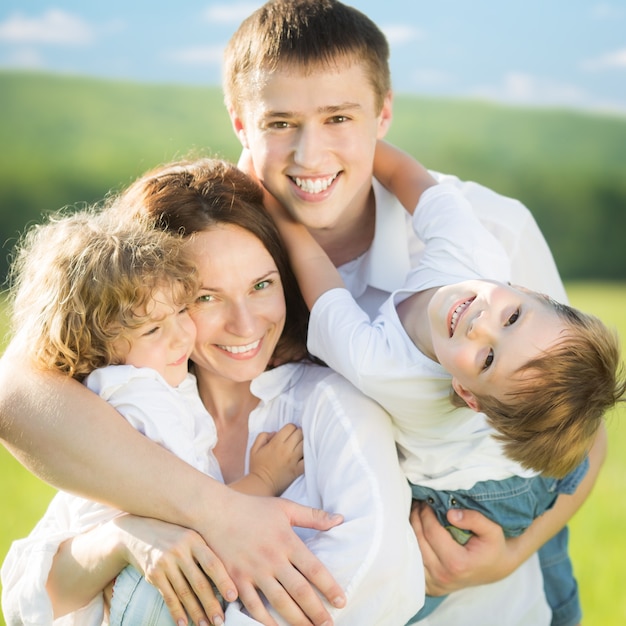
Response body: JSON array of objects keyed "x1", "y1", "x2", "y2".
[{"x1": 1, "y1": 1, "x2": 625, "y2": 115}]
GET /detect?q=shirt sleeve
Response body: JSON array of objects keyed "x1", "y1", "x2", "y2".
[
  {"x1": 404, "y1": 183, "x2": 512, "y2": 292},
  {"x1": 308, "y1": 287, "x2": 421, "y2": 402},
  {"x1": 85, "y1": 367, "x2": 218, "y2": 476},
  {"x1": 1, "y1": 494, "x2": 107, "y2": 626},
  {"x1": 430, "y1": 172, "x2": 567, "y2": 303}
]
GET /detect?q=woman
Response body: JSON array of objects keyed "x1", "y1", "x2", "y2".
[{"x1": 2, "y1": 158, "x2": 424, "y2": 626}]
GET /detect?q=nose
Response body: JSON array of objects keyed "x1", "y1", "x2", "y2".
[
  {"x1": 292, "y1": 124, "x2": 324, "y2": 169},
  {"x1": 226, "y1": 300, "x2": 257, "y2": 337},
  {"x1": 172, "y1": 313, "x2": 195, "y2": 347},
  {"x1": 467, "y1": 310, "x2": 495, "y2": 341}
]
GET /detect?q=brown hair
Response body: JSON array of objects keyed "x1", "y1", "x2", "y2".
[
  {"x1": 9, "y1": 209, "x2": 197, "y2": 380},
  {"x1": 223, "y1": 0, "x2": 391, "y2": 117},
  {"x1": 114, "y1": 157, "x2": 312, "y2": 366},
  {"x1": 457, "y1": 297, "x2": 626, "y2": 478}
]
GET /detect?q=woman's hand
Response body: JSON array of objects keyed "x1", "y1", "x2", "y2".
[
  {"x1": 202, "y1": 493, "x2": 345, "y2": 626},
  {"x1": 112, "y1": 514, "x2": 233, "y2": 626}
]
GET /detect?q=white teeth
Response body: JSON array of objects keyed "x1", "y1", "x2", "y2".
[
  {"x1": 450, "y1": 300, "x2": 473, "y2": 335},
  {"x1": 218, "y1": 339, "x2": 260, "y2": 354},
  {"x1": 293, "y1": 174, "x2": 337, "y2": 194}
]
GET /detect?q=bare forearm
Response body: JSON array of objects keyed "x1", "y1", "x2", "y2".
[
  {"x1": 0, "y1": 350, "x2": 228, "y2": 530},
  {"x1": 47, "y1": 525, "x2": 126, "y2": 618},
  {"x1": 273, "y1": 218, "x2": 343, "y2": 310},
  {"x1": 373, "y1": 141, "x2": 437, "y2": 213}
]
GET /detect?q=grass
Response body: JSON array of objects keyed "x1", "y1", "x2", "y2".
[
  {"x1": 565, "y1": 283, "x2": 626, "y2": 625},
  {"x1": 1, "y1": 283, "x2": 625, "y2": 624}
]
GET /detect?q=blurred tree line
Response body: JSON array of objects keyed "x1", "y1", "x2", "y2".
[{"x1": 1, "y1": 71, "x2": 625, "y2": 285}]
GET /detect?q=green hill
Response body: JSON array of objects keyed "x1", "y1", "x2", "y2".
[{"x1": 1, "y1": 70, "x2": 625, "y2": 281}]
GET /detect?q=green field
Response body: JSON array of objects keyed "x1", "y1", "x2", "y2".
[
  {"x1": 1, "y1": 283, "x2": 625, "y2": 624},
  {"x1": 1, "y1": 71, "x2": 626, "y2": 284}
]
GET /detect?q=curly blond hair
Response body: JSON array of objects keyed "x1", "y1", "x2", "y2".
[{"x1": 9, "y1": 208, "x2": 197, "y2": 380}]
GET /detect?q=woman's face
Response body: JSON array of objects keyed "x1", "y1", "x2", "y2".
[{"x1": 184, "y1": 224, "x2": 287, "y2": 384}]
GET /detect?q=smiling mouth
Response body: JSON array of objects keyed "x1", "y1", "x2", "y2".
[
  {"x1": 449, "y1": 298, "x2": 475, "y2": 337},
  {"x1": 290, "y1": 173, "x2": 339, "y2": 194},
  {"x1": 217, "y1": 339, "x2": 261, "y2": 354},
  {"x1": 169, "y1": 354, "x2": 188, "y2": 367}
]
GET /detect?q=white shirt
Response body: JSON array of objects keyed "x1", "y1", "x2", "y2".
[
  {"x1": 1, "y1": 363, "x2": 424, "y2": 626},
  {"x1": 339, "y1": 175, "x2": 567, "y2": 317},
  {"x1": 310, "y1": 184, "x2": 535, "y2": 489}
]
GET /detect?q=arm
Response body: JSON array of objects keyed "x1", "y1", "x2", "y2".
[
  {"x1": 0, "y1": 347, "x2": 346, "y2": 626},
  {"x1": 412, "y1": 423, "x2": 607, "y2": 594},
  {"x1": 373, "y1": 140, "x2": 437, "y2": 214},
  {"x1": 263, "y1": 193, "x2": 344, "y2": 311},
  {"x1": 46, "y1": 515, "x2": 228, "y2": 626}
]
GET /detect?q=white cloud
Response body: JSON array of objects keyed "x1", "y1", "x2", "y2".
[
  {"x1": 382, "y1": 24, "x2": 423, "y2": 46},
  {"x1": 204, "y1": 2, "x2": 263, "y2": 24},
  {"x1": 411, "y1": 68, "x2": 451, "y2": 87},
  {"x1": 581, "y1": 48, "x2": 626, "y2": 71},
  {"x1": 167, "y1": 45, "x2": 224, "y2": 66},
  {"x1": 0, "y1": 46, "x2": 45, "y2": 70},
  {"x1": 471, "y1": 72, "x2": 589, "y2": 108},
  {"x1": 0, "y1": 9, "x2": 95, "y2": 46},
  {"x1": 591, "y1": 2, "x2": 625, "y2": 20}
]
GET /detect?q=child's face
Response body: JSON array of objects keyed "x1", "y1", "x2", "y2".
[
  {"x1": 230, "y1": 59, "x2": 392, "y2": 232},
  {"x1": 427, "y1": 280, "x2": 566, "y2": 408},
  {"x1": 114, "y1": 287, "x2": 196, "y2": 387}
]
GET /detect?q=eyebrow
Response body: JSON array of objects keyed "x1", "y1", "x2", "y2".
[
  {"x1": 263, "y1": 102, "x2": 363, "y2": 118},
  {"x1": 199, "y1": 269, "x2": 280, "y2": 292}
]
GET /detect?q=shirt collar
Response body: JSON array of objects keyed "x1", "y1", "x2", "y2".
[
  {"x1": 365, "y1": 178, "x2": 412, "y2": 292},
  {"x1": 250, "y1": 362, "x2": 303, "y2": 403}
]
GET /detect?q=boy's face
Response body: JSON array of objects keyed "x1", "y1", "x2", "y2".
[
  {"x1": 229, "y1": 60, "x2": 392, "y2": 232},
  {"x1": 427, "y1": 280, "x2": 566, "y2": 409}
]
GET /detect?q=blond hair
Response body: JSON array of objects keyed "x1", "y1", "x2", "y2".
[
  {"x1": 457, "y1": 297, "x2": 626, "y2": 478},
  {"x1": 9, "y1": 208, "x2": 197, "y2": 380},
  {"x1": 223, "y1": 0, "x2": 391, "y2": 117}
]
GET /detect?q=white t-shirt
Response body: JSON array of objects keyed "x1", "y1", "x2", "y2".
[
  {"x1": 339, "y1": 175, "x2": 567, "y2": 318},
  {"x1": 1, "y1": 363, "x2": 424, "y2": 626},
  {"x1": 310, "y1": 184, "x2": 535, "y2": 489}
]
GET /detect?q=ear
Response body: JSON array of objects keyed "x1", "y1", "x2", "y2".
[
  {"x1": 376, "y1": 91, "x2": 393, "y2": 139},
  {"x1": 228, "y1": 106, "x2": 250, "y2": 149},
  {"x1": 451, "y1": 378, "x2": 480, "y2": 412}
]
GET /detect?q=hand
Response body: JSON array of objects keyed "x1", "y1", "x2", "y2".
[
  {"x1": 410, "y1": 501, "x2": 518, "y2": 596},
  {"x1": 202, "y1": 492, "x2": 346, "y2": 626},
  {"x1": 112, "y1": 514, "x2": 235, "y2": 626},
  {"x1": 249, "y1": 424, "x2": 305, "y2": 495}
]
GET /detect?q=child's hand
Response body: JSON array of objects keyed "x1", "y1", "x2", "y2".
[{"x1": 249, "y1": 423, "x2": 305, "y2": 496}]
